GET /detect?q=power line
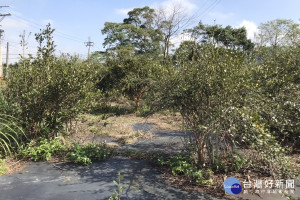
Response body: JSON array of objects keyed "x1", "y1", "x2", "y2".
[
  {"x1": 193, "y1": 0, "x2": 213, "y2": 18},
  {"x1": 2, "y1": 39, "x2": 36, "y2": 49},
  {"x1": 198, "y1": 0, "x2": 222, "y2": 19},
  {"x1": 11, "y1": 15, "x2": 85, "y2": 43},
  {"x1": 8, "y1": 7, "x2": 86, "y2": 43}
]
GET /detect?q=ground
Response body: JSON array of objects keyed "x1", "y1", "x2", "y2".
[{"x1": 0, "y1": 113, "x2": 299, "y2": 199}]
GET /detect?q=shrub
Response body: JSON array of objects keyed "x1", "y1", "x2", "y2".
[
  {"x1": 98, "y1": 49, "x2": 164, "y2": 108},
  {"x1": 5, "y1": 24, "x2": 101, "y2": 139},
  {"x1": 158, "y1": 154, "x2": 213, "y2": 185},
  {"x1": 0, "y1": 87, "x2": 17, "y2": 116},
  {"x1": 21, "y1": 137, "x2": 66, "y2": 161},
  {"x1": 210, "y1": 150, "x2": 249, "y2": 173},
  {"x1": 250, "y1": 46, "x2": 300, "y2": 148},
  {"x1": 67, "y1": 143, "x2": 113, "y2": 165},
  {"x1": 159, "y1": 43, "x2": 296, "y2": 178},
  {"x1": 160, "y1": 43, "x2": 248, "y2": 166}
]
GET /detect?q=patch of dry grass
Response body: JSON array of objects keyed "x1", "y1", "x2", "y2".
[
  {"x1": 1, "y1": 158, "x2": 27, "y2": 175},
  {"x1": 69, "y1": 113, "x2": 183, "y2": 145}
]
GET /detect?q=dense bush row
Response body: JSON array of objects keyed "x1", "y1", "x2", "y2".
[
  {"x1": 0, "y1": 10, "x2": 298, "y2": 180},
  {"x1": 159, "y1": 43, "x2": 299, "y2": 177}
]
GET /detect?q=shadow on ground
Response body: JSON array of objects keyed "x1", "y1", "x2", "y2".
[
  {"x1": 0, "y1": 156, "x2": 217, "y2": 200},
  {"x1": 118, "y1": 129, "x2": 194, "y2": 155}
]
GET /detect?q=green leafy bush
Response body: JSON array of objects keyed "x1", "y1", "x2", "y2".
[
  {"x1": 21, "y1": 138, "x2": 66, "y2": 161},
  {"x1": 67, "y1": 143, "x2": 113, "y2": 165},
  {"x1": 250, "y1": 45, "x2": 300, "y2": 148},
  {"x1": 210, "y1": 151, "x2": 249, "y2": 173},
  {"x1": 231, "y1": 152, "x2": 248, "y2": 171},
  {"x1": 97, "y1": 48, "x2": 164, "y2": 108},
  {"x1": 5, "y1": 25, "x2": 101, "y2": 139},
  {"x1": 159, "y1": 40, "x2": 298, "y2": 177},
  {"x1": 0, "y1": 88, "x2": 17, "y2": 116},
  {"x1": 160, "y1": 43, "x2": 248, "y2": 166},
  {"x1": 158, "y1": 154, "x2": 213, "y2": 185}
]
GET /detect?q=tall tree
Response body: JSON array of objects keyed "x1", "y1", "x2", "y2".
[
  {"x1": 155, "y1": 3, "x2": 195, "y2": 59},
  {"x1": 187, "y1": 22, "x2": 254, "y2": 51},
  {"x1": 101, "y1": 7, "x2": 164, "y2": 107},
  {"x1": 102, "y1": 6, "x2": 162, "y2": 55},
  {"x1": 255, "y1": 19, "x2": 300, "y2": 48}
]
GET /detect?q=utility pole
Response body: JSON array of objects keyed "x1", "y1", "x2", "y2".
[
  {"x1": 0, "y1": 29, "x2": 3, "y2": 79},
  {"x1": 5, "y1": 41, "x2": 8, "y2": 78},
  {"x1": 84, "y1": 37, "x2": 94, "y2": 59},
  {"x1": 0, "y1": 5, "x2": 11, "y2": 80}
]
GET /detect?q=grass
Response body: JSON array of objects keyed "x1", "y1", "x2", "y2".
[
  {"x1": 89, "y1": 126, "x2": 101, "y2": 134},
  {"x1": 0, "y1": 159, "x2": 8, "y2": 175},
  {"x1": 0, "y1": 114, "x2": 26, "y2": 157},
  {"x1": 71, "y1": 113, "x2": 182, "y2": 145}
]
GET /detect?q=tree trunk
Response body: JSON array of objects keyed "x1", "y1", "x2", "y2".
[{"x1": 193, "y1": 131, "x2": 206, "y2": 167}]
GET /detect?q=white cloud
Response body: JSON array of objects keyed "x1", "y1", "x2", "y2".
[
  {"x1": 115, "y1": 0, "x2": 197, "y2": 16},
  {"x1": 154, "y1": 0, "x2": 197, "y2": 15},
  {"x1": 237, "y1": 20, "x2": 258, "y2": 40},
  {"x1": 115, "y1": 8, "x2": 132, "y2": 15},
  {"x1": 169, "y1": 32, "x2": 193, "y2": 49}
]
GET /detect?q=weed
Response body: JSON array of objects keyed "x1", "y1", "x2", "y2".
[
  {"x1": 232, "y1": 152, "x2": 248, "y2": 171},
  {"x1": 87, "y1": 122, "x2": 95, "y2": 126},
  {"x1": 0, "y1": 114, "x2": 26, "y2": 157},
  {"x1": 0, "y1": 158, "x2": 8, "y2": 175},
  {"x1": 158, "y1": 154, "x2": 214, "y2": 185},
  {"x1": 116, "y1": 138, "x2": 127, "y2": 144},
  {"x1": 91, "y1": 104, "x2": 134, "y2": 116},
  {"x1": 67, "y1": 143, "x2": 113, "y2": 165},
  {"x1": 211, "y1": 151, "x2": 249, "y2": 173},
  {"x1": 89, "y1": 126, "x2": 99, "y2": 134},
  {"x1": 109, "y1": 171, "x2": 124, "y2": 200},
  {"x1": 136, "y1": 105, "x2": 154, "y2": 117},
  {"x1": 120, "y1": 149, "x2": 135, "y2": 157},
  {"x1": 20, "y1": 137, "x2": 66, "y2": 161},
  {"x1": 89, "y1": 115, "x2": 103, "y2": 121}
]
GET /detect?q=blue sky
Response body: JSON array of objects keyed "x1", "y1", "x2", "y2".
[{"x1": 1, "y1": 0, "x2": 300, "y2": 62}]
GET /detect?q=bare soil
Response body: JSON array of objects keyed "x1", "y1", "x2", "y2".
[{"x1": 68, "y1": 113, "x2": 183, "y2": 146}]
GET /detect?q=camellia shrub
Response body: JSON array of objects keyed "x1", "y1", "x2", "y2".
[
  {"x1": 5, "y1": 56, "x2": 100, "y2": 139},
  {"x1": 4, "y1": 24, "x2": 101, "y2": 139},
  {"x1": 159, "y1": 42, "x2": 296, "y2": 177},
  {"x1": 160, "y1": 43, "x2": 249, "y2": 166}
]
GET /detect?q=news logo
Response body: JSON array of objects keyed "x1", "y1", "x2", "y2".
[{"x1": 223, "y1": 177, "x2": 242, "y2": 194}]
